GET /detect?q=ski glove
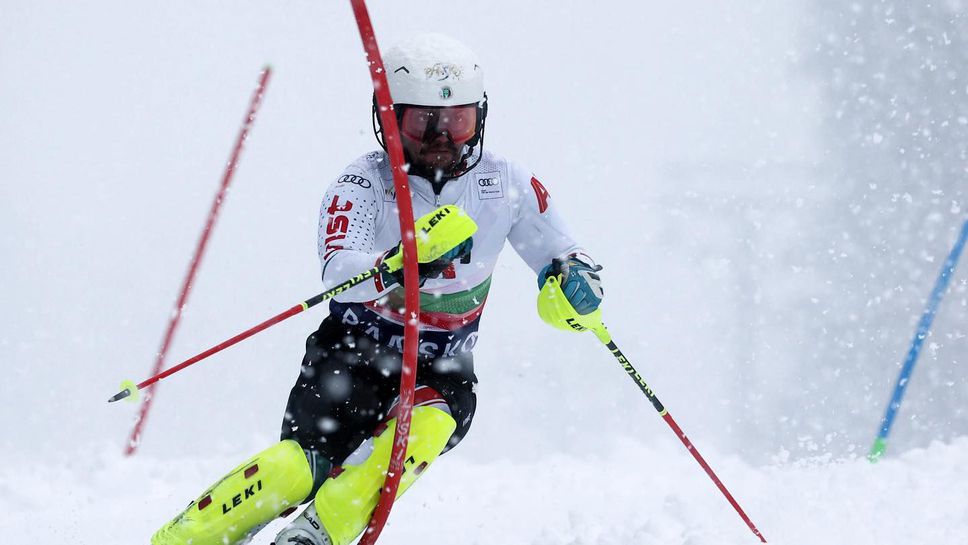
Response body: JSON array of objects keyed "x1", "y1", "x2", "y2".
[
  {"x1": 538, "y1": 255, "x2": 604, "y2": 315},
  {"x1": 382, "y1": 238, "x2": 473, "y2": 287}
]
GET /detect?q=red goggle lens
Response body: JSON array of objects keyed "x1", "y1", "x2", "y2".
[{"x1": 400, "y1": 105, "x2": 478, "y2": 143}]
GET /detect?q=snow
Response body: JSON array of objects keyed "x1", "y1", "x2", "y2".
[
  {"x1": 3, "y1": 437, "x2": 968, "y2": 544},
  {"x1": 3, "y1": 0, "x2": 967, "y2": 544}
]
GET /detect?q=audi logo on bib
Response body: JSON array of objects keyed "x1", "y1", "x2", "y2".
[{"x1": 475, "y1": 173, "x2": 503, "y2": 200}]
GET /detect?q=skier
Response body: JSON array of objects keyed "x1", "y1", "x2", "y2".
[{"x1": 152, "y1": 33, "x2": 604, "y2": 545}]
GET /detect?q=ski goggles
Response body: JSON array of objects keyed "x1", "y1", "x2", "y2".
[{"x1": 399, "y1": 104, "x2": 478, "y2": 143}]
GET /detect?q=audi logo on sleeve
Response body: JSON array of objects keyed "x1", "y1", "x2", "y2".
[
  {"x1": 338, "y1": 174, "x2": 372, "y2": 188},
  {"x1": 475, "y1": 173, "x2": 503, "y2": 199}
]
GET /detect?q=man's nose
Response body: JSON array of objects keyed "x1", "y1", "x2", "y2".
[{"x1": 428, "y1": 131, "x2": 452, "y2": 144}]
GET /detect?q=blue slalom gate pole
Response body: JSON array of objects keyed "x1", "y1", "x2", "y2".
[{"x1": 869, "y1": 216, "x2": 968, "y2": 462}]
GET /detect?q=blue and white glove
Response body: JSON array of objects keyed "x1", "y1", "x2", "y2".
[{"x1": 537, "y1": 255, "x2": 604, "y2": 315}]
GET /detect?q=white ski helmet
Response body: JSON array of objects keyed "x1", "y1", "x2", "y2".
[{"x1": 382, "y1": 33, "x2": 485, "y2": 106}]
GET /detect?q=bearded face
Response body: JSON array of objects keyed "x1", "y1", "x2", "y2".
[{"x1": 398, "y1": 104, "x2": 478, "y2": 181}]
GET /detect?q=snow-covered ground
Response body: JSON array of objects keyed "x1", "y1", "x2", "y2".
[{"x1": 3, "y1": 436, "x2": 967, "y2": 544}]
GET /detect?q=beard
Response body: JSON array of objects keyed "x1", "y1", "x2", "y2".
[
  {"x1": 419, "y1": 140, "x2": 461, "y2": 171},
  {"x1": 405, "y1": 136, "x2": 466, "y2": 181}
]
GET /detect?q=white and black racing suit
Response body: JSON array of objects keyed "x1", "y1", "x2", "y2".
[{"x1": 282, "y1": 149, "x2": 594, "y2": 463}]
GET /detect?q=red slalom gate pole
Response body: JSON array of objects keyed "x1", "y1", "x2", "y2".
[
  {"x1": 348, "y1": 2, "x2": 421, "y2": 545},
  {"x1": 124, "y1": 66, "x2": 273, "y2": 455}
]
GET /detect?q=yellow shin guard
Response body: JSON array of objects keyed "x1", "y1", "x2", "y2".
[
  {"x1": 314, "y1": 406, "x2": 457, "y2": 545},
  {"x1": 152, "y1": 439, "x2": 314, "y2": 545}
]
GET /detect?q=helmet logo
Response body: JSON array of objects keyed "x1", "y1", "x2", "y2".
[
  {"x1": 440, "y1": 86, "x2": 453, "y2": 99},
  {"x1": 425, "y1": 63, "x2": 463, "y2": 81}
]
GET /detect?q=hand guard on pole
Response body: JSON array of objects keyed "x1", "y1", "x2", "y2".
[
  {"x1": 381, "y1": 205, "x2": 477, "y2": 286},
  {"x1": 536, "y1": 258, "x2": 608, "y2": 341},
  {"x1": 538, "y1": 255, "x2": 604, "y2": 317}
]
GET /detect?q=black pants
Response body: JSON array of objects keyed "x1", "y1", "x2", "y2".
[{"x1": 281, "y1": 314, "x2": 478, "y2": 465}]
